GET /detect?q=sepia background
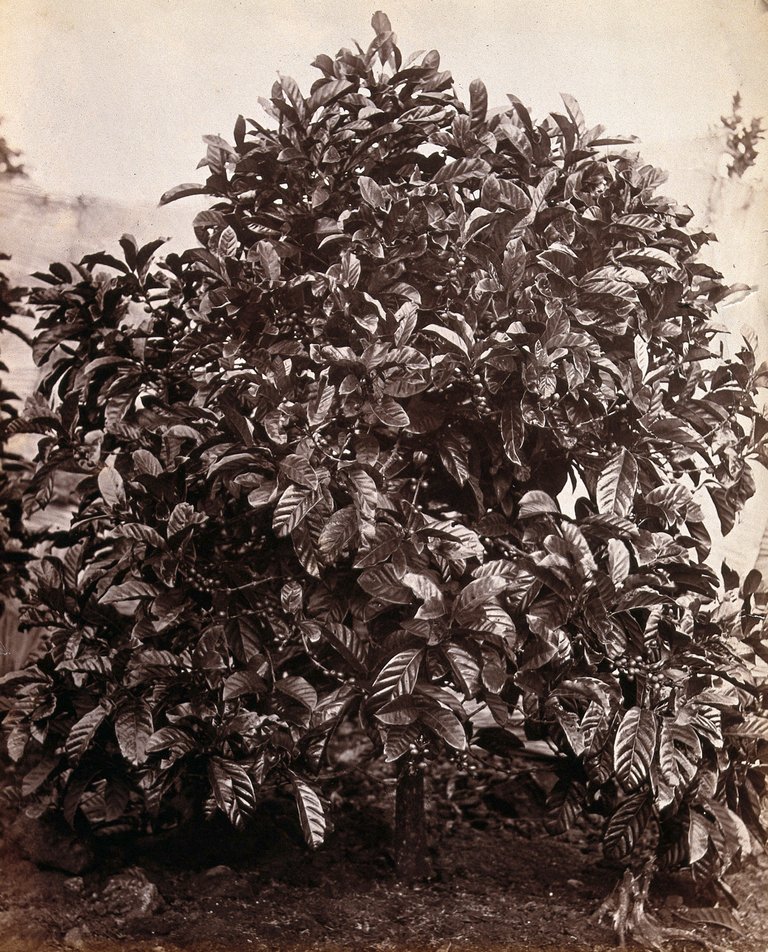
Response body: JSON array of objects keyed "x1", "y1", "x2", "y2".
[{"x1": 2, "y1": 0, "x2": 768, "y2": 573}]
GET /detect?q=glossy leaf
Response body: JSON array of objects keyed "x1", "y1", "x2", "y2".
[
  {"x1": 292, "y1": 778, "x2": 326, "y2": 848},
  {"x1": 114, "y1": 700, "x2": 153, "y2": 766},
  {"x1": 596, "y1": 449, "x2": 638, "y2": 517},
  {"x1": 614, "y1": 707, "x2": 657, "y2": 791}
]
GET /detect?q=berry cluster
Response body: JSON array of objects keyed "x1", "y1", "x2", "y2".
[
  {"x1": 619, "y1": 654, "x2": 666, "y2": 686},
  {"x1": 445, "y1": 252, "x2": 467, "y2": 281},
  {"x1": 471, "y1": 371, "x2": 490, "y2": 414},
  {"x1": 451, "y1": 750, "x2": 478, "y2": 774},
  {"x1": 274, "y1": 312, "x2": 305, "y2": 340},
  {"x1": 184, "y1": 564, "x2": 219, "y2": 594},
  {"x1": 250, "y1": 590, "x2": 282, "y2": 620},
  {"x1": 405, "y1": 737, "x2": 433, "y2": 772}
]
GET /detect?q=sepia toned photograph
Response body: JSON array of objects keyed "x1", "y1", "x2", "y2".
[{"x1": 1, "y1": 2, "x2": 767, "y2": 949}]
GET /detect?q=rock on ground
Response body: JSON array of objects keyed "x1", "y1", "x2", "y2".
[{"x1": 101, "y1": 866, "x2": 163, "y2": 921}]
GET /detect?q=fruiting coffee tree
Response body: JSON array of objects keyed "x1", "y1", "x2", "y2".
[{"x1": 4, "y1": 12, "x2": 768, "y2": 942}]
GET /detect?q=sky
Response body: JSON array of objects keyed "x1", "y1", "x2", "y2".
[{"x1": 1, "y1": 0, "x2": 768, "y2": 204}]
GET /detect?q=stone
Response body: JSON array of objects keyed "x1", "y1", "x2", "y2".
[
  {"x1": 8, "y1": 812, "x2": 95, "y2": 874},
  {"x1": 102, "y1": 867, "x2": 164, "y2": 921},
  {"x1": 63, "y1": 925, "x2": 90, "y2": 950}
]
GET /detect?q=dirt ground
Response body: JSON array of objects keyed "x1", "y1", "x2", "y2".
[{"x1": 0, "y1": 772, "x2": 766, "y2": 952}]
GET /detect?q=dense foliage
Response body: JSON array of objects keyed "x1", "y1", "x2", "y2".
[{"x1": 2, "y1": 13, "x2": 767, "y2": 933}]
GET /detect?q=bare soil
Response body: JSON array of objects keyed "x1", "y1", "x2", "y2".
[{"x1": 0, "y1": 780, "x2": 766, "y2": 952}]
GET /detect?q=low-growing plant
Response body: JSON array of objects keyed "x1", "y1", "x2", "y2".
[{"x1": 3, "y1": 13, "x2": 768, "y2": 943}]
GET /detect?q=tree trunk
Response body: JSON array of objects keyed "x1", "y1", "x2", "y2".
[{"x1": 394, "y1": 762, "x2": 431, "y2": 881}]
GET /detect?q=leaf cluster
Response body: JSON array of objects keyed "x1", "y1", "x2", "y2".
[{"x1": 2, "y1": 13, "x2": 767, "y2": 886}]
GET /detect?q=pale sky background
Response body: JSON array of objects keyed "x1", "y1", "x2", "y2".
[{"x1": 1, "y1": 0, "x2": 768, "y2": 205}]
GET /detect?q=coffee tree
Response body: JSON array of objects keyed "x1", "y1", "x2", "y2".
[{"x1": 4, "y1": 13, "x2": 768, "y2": 943}]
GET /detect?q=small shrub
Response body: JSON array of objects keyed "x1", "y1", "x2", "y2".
[{"x1": 3, "y1": 12, "x2": 767, "y2": 938}]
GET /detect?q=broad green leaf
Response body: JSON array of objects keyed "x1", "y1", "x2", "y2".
[
  {"x1": 596, "y1": 449, "x2": 638, "y2": 517},
  {"x1": 276, "y1": 675, "x2": 317, "y2": 710},
  {"x1": 249, "y1": 240, "x2": 281, "y2": 284},
  {"x1": 98, "y1": 465, "x2": 125, "y2": 508},
  {"x1": 217, "y1": 226, "x2": 238, "y2": 258},
  {"x1": 420, "y1": 707, "x2": 466, "y2": 750},
  {"x1": 345, "y1": 468, "x2": 379, "y2": 514},
  {"x1": 369, "y1": 648, "x2": 424, "y2": 708},
  {"x1": 422, "y1": 324, "x2": 469, "y2": 357},
  {"x1": 292, "y1": 777, "x2": 326, "y2": 848},
  {"x1": 618, "y1": 247, "x2": 678, "y2": 269},
  {"x1": 307, "y1": 78, "x2": 355, "y2": 113},
  {"x1": 439, "y1": 434, "x2": 470, "y2": 486},
  {"x1": 606, "y1": 539, "x2": 630, "y2": 586},
  {"x1": 454, "y1": 576, "x2": 508, "y2": 621},
  {"x1": 280, "y1": 454, "x2": 319, "y2": 489},
  {"x1": 614, "y1": 707, "x2": 657, "y2": 790},
  {"x1": 403, "y1": 572, "x2": 445, "y2": 619},
  {"x1": 111, "y1": 524, "x2": 165, "y2": 547},
  {"x1": 353, "y1": 526, "x2": 402, "y2": 568},
  {"x1": 65, "y1": 706, "x2": 107, "y2": 761},
  {"x1": 371, "y1": 10, "x2": 392, "y2": 34},
  {"x1": 603, "y1": 790, "x2": 653, "y2": 860},
  {"x1": 468, "y1": 78, "x2": 488, "y2": 130},
  {"x1": 675, "y1": 907, "x2": 745, "y2": 936},
  {"x1": 307, "y1": 379, "x2": 335, "y2": 427},
  {"x1": 358, "y1": 564, "x2": 412, "y2": 604},
  {"x1": 159, "y1": 182, "x2": 210, "y2": 205},
  {"x1": 518, "y1": 490, "x2": 558, "y2": 518},
  {"x1": 359, "y1": 176, "x2": 387, "y2": 208},
  {"x1": 688, "y1": 810, "x2": 712, "y2": 865},
  {"x1": 222, "y1": 667, "x2": 266, "y2": 700},
  {"x1": 21, "y1": 755, "x2": 61, "y2": 797},
  {"x1": 431, "y1": 157, "x2": 490, "y2": 185},
  {"x1": 371, "y1": 396, "x2": 410, "y2": 428},
  {"x1": 383, "y1": 723, "x2": 422, "y2": 762},
  {"x1": 145, "y1": 726, "x2": 196, "y2": 756},
  {"x1": 281, "y1": 581, "x2": 303, "y2": 614},
  {"x1": 445, "y1": 645, "x2": 482, "y2": 696},
  {"x1": 114, "y1": 700, "x2": 153, "y2": 766},
  {"x1": 502, "y1": 237, "x2": 526, "y2": 289},
  {"x1": 324, "y1": 622, "x2": 369, "y2": 670},
  {"x1": 481, "y1": 654, "x2": 507, "y2": 694},
  {"x1": 273, "y1": 486, "x2": 319, "y2": 537},
  {"x1": 375, "y1": 695, "x2": 422, "y2": 725},
  {"x1": 132, "y1": 449, "x2": 163, "y2": 476},
  {"x1": 168, "y1": 502, "x2": 207, "y2": 536},
  {"x1": 209, "y1": 757, "x2": 257, "y2": 829},
  {"x1": 500, "y1": 403, "x2": 524, "y2": 464},
  {"x1": 247, "y1": 480, "x2": 278, "y2": 510},
  {"x1": 100, "y1": 580, "x2": 161, "y2": 604}
]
